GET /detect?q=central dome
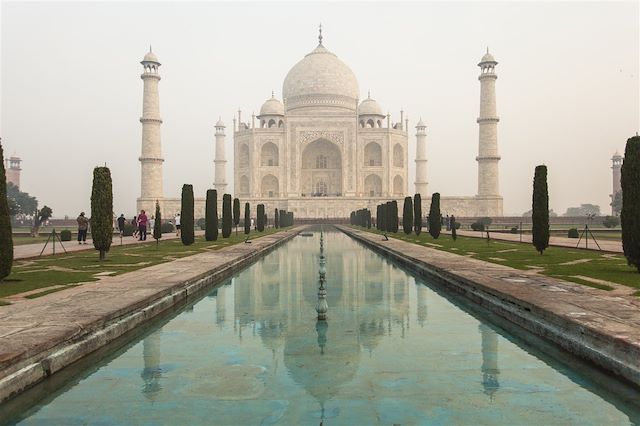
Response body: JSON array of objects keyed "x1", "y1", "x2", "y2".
[{"x1": 282, "y1": 44, "x2": 359, "y2": 112}]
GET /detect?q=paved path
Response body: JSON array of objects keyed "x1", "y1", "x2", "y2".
[
  {"x1": 449, "y1": 229, "x2": 623, "y2": 253},
  {"x1": 341, "y1": 227, "x2": 640, "y2": 386},
  {"x1": 13, "y1": 231, "x2": 204, "y2": 260},
  {"x1": 0, "y1": 227, "x2": 302, "y2": 402}
]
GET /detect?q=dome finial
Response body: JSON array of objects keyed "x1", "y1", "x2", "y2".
[
  {"x1": 318, "y1": 23, "x2": 323, "y2": 45},
  {"x1": 486, "y1": 46, "x2": 489, "y2": 54},
  {"x1": 149, "y1": 45, "x2": 152, "y2": 53},
  {"x1": 367, "y1": 90, "x2": 371, "y2": 99},
  {"x1": 271, "y1": 90, "x2": 275, "y2": 98}
]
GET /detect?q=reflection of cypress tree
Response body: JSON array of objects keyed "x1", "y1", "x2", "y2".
[
  {"x1": 479, "y1": 323, "x2": 500, "y2": 400},
  {"x1": 416, "y1": 283, "x2": 428, "y2": 327},
  {"x1": 141, "y1": 331, "x2": 163, "y2": 401}
]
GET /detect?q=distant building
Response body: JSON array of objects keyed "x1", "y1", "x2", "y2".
[{"x1": 5, "y1": 156, "x2": 22, "y2": 189}]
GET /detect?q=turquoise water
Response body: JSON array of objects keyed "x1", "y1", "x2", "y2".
[{"x1": 3, "y1": 231, "x2": 640, "y2": 425}]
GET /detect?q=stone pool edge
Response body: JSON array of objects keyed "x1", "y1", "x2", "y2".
[
  {"x1": 0, "y1": 227, "x2": 304, "y2": 404},
  {"x1": 339, "y1": 226, "x2": 640, "y2": 389}
]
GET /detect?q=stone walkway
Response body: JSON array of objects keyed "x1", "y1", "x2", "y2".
[
  {"x1": 14, "y1": 231, "x2": 205, "y2": 260},
  {"x1": 341, "y1": 227, "x2": 640, "y2": 386},
  {"x1": 0, "y1": 227, "x2": 301, "y2": 403},
  {"x1": 449, "y1": 229, "x2": 623, "y2": 253}
]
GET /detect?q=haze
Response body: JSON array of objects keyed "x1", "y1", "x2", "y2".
[{"x1": 1, "y1": 1, "x2": 638, "y2": 218}]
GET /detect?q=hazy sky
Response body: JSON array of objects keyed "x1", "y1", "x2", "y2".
[{"x1": 2, "y1": 1, "x2": 638, "y2": 217}]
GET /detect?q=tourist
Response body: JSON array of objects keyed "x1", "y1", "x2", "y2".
[
  {"x1": 174, "y1": 213, "x2": 181, "y2": 236},
  {"x1": 148, "y1": 215, "x2": 155, "y2": 234},
  {"x1": 251, "y1": 218, "x2": 255, "y2": 230},
  {"x1": 137, "y1": 210, "x2": 148, "y2": 241},
  {"x1": 132, "y1": 216, "x2": 138, "y2": 238},
  {"x1": 77, "y1": 212, "x2": 89, "y2": 245},
  {"x1": 117, "y1": 214, "x2": 126, "y2": 235}
]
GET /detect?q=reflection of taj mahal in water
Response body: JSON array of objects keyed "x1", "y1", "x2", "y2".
[
  {"x1": 136, "y1": 27, "x2": 503, "y2": 218},
  {"x1": 139, "y1": 232, "x2": 500, "y2": 407}
]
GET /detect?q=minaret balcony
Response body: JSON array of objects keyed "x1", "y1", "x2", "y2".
[
  {"x1": 140, "y1": 117, "x2": 163, "y2": 124},
  {"x1": 476, "y1": 117, "x2": 499, "y2": 124}
]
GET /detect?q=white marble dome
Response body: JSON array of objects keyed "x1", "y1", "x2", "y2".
[
  {"x1": 358, "y1": 96, "x2": 383, "y2": 116},
  {"x1": 283, "y1": 44, "x2": 359, "y2": 111},
  {"x1": 259, "y1": 96, "x2": 284, "y2": 116},
  {"x1": 480, "y1": 51, "x2": 496, "y2": 64},
  {"x1": 142, "y1": 50, "x2": 159, "y2": 63}
]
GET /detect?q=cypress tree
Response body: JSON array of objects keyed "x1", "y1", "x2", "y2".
[
  {"x1": 181, "y1": 184, "x2": 195, "y2": 245},
  {"x1": 257, "y1": 204, "x2": 265, "y2": 231},
  {"x1": 0, "y1": 141, "x2": 13, "y2": 281},
  {"x1": 244, "y1": 202, "x2": 251, "y2": 235},
  {"x1": 390, "y1": 201, "x2": 399, "y2": 232},
  {"x1": 385, "y1": 202, "x2": 392, "y2": 232},
  {"x1": 532, "y1": 165, "x2": 550, "y2": 254},
  {"x1": 275, "y1": 208, "x2": 279, "y2": 228},
  {"x1": 367, "y1": 209, "x2": 372, "y2": 229},
  {"x1": 153, "y1": 200, "x2": 162, "y2": 246},
  {"x1": 222, "y1": 194, "x2": 232, "y2": 238},
  {"x1": 621, "y1": 135, "x2": 640, "y2": 271},
  {"x1": 91, "y1": 167, "x2": 113, "y2": 260},
  {"x1": 414, "y1": 194, "x2": 422, "y2": 236},
  {"x1": 428, "y1": 193, "x2": 441, "y2": 239},
  {"x1": 403, "y1": 196, "x2": 413, "y2": 234},
  {"x1": 205, "y1": 190, "x2": 217, "y2": 241},
  {"x1": 451, "y1": 214, "x2": 457, "y2": 241},
  {"x1": 233, "y1": 197, "x2": 240, "y2": 235}
]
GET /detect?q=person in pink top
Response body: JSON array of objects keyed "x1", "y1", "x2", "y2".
[{"x1": 137, "y1": 210, "x2": 148, "y2": 241}]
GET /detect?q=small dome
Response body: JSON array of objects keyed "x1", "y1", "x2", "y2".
[
  {"x1": 416, "y1": 118, "x2": 426, "y2": 128},
  {"x1": 215, "y1": 118, "x2": 225, "y2": 127},
  {"x1": 359, "y1": 96, "x2": 383, "y2": 116},
  {"x1": 259, "y1": 96, "x2": 284, "y2": 116},
  {"x1": 612, "y1": 151, "x2": 622, "y2": 159},
  {"x1": 479, "y1": 50, "x2": 496, "y2": 64},
  {"x1": 142, "y1": 49, "x2": 159, "y2": 63}
]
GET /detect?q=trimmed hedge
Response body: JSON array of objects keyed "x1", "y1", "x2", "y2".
[
  {"x1": 222, "y1": 194, "x2": 232, "y2": 238},
  {"x1": 532, "y1": 165, "x2": 550, "y2": 254},
  {"x1": 181, "y1": 184, "x2": 195, "y2": 245},
  {"x1": 60, "y1": 229, "x2": 72, "y2": 241}
]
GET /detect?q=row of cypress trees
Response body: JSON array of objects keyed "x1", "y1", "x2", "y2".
[
  {"x1": 180, "y1": 187, "x2": 295, "y2": 246},
  {"x1": 350, "y1": 208, "x2": 372, "y2": 228}
]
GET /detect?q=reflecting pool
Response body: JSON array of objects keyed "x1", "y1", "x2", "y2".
[{"x1": 3, "y1": 231, "x2": 640, "y2": 425}]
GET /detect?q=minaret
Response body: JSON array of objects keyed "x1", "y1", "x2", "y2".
[
  {"x1": 214, "y1": 118, "x2": 228, "y2": 194},
  {"x1": 476, "y1": 49, "x2": 500, "y2": 197},
  {"x1": 611, "y1": 151, "x2": 623, "y2": 214},
  {"x1": 139, "y1": 47, "x2": 164, "y2": 204},
  {"x1": 415, "y1": 118, "x2": 428, "y2": 196}
]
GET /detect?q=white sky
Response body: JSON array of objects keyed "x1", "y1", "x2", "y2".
[{"x1": 1, "y1": 1, "x2": 638, "y2": 217}]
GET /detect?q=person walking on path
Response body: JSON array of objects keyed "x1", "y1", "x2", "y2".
[
  {"x1": 77, "y1": 212, "x2": 89, "y2": 245},
  {"x1": 137, "y1": 210, "x2": 148, "y2": 241},
  {"x1": 148, "y1": 215, "x2": 155, "y2": 235},
  {"x1": 117, "y1": 214, "x2": 126, "y2": 235},
  {"x1": 131, "y1": 216, "x2": 138, "y2": 238},
  {"x1": 174, "y1": 213, "x2": 181, "y2": 237}
]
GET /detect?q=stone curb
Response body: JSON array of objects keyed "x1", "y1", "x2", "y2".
[
  {"x1": 0, "y1": 228, "x2": 302, "y2": 404},
  {"x1": 339, "y1": 226, "x2": 640, "y2": 388}
]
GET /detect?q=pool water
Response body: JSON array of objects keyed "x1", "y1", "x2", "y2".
[{"x1": 3, "y1": 231, "x2": 640, "y2": 425}]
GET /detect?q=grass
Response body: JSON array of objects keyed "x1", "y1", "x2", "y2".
[
  {"x1": 1, "y1": 227, "x2": 286, "y2": 300},
  {"x1": 12, "y1": 236, "x2": 52, "y2": 246},
  {"x1": 353, "y1": 226, "x2": 639, "y2": 291}
]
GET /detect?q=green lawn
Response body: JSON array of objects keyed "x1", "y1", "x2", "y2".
[
  {"x1": 0, "y1": 227, "x2": 286, "y2": 302},
  {"x1": 353, "y1": 226, "x2": 639, "y2": 291}
]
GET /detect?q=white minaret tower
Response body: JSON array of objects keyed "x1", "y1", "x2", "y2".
[
  {"x1": 611, "y1": 151, "x2": 623, "y2": 214},
  {"x1": 139, "y1": 47, "x2": 164, "y2": 206},
  {"x1": 414, "y1": 118, "x2": 428, "y2": 196},
  {"x1": 214, "y1": 118, "x2": 228, "y2": 194},
  {"x1": 476, "y1": 49, "x2": 500, "y2": 198}
]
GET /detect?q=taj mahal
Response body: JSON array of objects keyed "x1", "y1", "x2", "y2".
[{"x1": 137, "y1": 28, "x2": 503, "y2": 219}]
